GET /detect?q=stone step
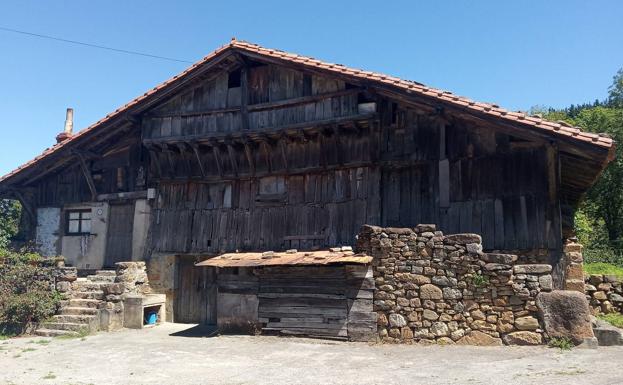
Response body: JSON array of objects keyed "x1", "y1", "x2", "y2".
[
  {"x1": 60, "y1": 307, "x2": 99, "y2": 316},
  {"x1": 52, "y1": 314, "x2": 97, "y2": 324},
  {"x1": 71, "y1": 291, "x2": 105, "y2": 300},
  {"x1": 87, "y1": 275, "x2": 116, "y2": 283},
  {"x1": 41, "y1": 322, "x2": 91, "y2": 332},
  {"x1": 95, "y1": 270, "x2": 117, "y2": 276},
  {"x1": 34, "y1": 328, "x2": 79, "y2": 338},
  {"x1": 68, "y1": 299, "x2": 102, "y2": 308},
  {"x1": 72, "y1": 281, "x2": 108, "y2": 290}
]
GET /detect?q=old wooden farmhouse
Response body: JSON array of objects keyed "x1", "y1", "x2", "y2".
[{"x1": 0, "y1": 40, "x2": 614, "y2": 339}]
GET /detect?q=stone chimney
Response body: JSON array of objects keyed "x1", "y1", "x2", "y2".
[{"x1": 56, "y1": 108, "x2": 74, "y2": 143}]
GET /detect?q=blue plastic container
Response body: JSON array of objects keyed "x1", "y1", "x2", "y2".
[{"x1": 146, "y1": 311, "x2": 158, "y2": 325}]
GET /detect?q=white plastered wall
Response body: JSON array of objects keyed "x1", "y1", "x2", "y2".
[
  {"x1": 61, "y1": 202, "x2": 109, "y2": 269},
  {"x1": 36, "y1": 207, "x2": 61, "y2": 257}
]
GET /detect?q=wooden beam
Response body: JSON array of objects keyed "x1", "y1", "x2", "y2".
[
  {"x1": 279, "y1": 135, "x2": 289, "y2": 171},
  {"x1": 97, "y1": 190, "x2": 148, "y2": 202},
  {"x1": 226, "y1": 141, "x2": 239, "y2": 177},
  {"x1": 144, "y1": 88, "x2": 362, "y2": 119},
  {"x1": 259, "y1": 138, "x2": 272, "y2": 173},
  {"x1": 155, "y1": 158, "x2": 431, "y2": 183},
  {"x1": 76, "y1": 152, "x2": 98, "y2": 201},
  {"x1": 189, "y1": 143, "x2": 206, "y2": 177},
  {"x1": 209, "y1": 141, "x2": 224, "y2": 177},
  {"x1": 240, "y1": 64, "x2": 249, "y2": 131},
  {"x1": 547, "y1": 144, "x2": 559, "y2": 205},
  {"x1": 142, "y1": 113, "x2": 376, "y2": 147},
  {"x1": 176, "y1": 143, "x2": 193, "y2": 176},
  {"x1": 243, "y1": 139, "x2": 255, "y2": 176}
]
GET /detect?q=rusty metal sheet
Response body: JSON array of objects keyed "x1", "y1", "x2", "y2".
[{"x1": 195, "y1": 249, "x2": 372, "y2": 268}]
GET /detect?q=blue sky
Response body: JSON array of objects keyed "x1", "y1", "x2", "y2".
[{"x1": 1, "y1": 1, "x2": 622, "y2": 177}]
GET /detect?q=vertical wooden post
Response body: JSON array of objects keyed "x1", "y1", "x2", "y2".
[
  {"x1": 438, "y1": 120, "x2": 449, "y2": 208},
  {"x1": 243, "y1": 138, "x2": 255, "y2": 176},
  {"x1": 76, "y1": 152, "x2": 98, "y2": 201},
  {"x1": 226, "y1": 141, "x2": 239, "y2": 177},
  {"x1": 240, "y1": 65, "x2": 249, "y2": 131},
  {"x1": 279, "y1": 134, "x2": 289, "y2": 172}
]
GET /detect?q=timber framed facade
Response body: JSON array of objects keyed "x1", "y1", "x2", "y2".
[{"x1": 0, "y1": 40, "x2": 615, "y2": 334}]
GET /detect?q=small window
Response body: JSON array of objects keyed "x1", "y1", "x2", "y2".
[
  {"x1": 66, "y1": 209, "x2": 92, "y2": 235},
  {"x1": 256, "y1": 176, "x2": 287, "y2": 204}
]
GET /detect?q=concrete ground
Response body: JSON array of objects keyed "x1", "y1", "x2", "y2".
[{"x1": 1, "y1": 323, "x2": 622, "y2": 385}]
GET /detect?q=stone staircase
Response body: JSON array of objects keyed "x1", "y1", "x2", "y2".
[{"x1": 35, "y1": 270, "x2": 116, "y2": 337}]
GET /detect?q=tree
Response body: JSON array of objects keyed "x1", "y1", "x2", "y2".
[
  {"x1": 0, "y1": 199, "x2": 21, "y2": 249},
  {"x1": 540, "y1": 67, "x2": 623, "y2": 262},
  {"x1": 609, "y1": 68, "x2": 623, "y2": 108}
]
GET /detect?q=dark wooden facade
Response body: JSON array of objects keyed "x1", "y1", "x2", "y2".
[
  {"x1": 142, "y1": 62, "x2": 559, "y2": 254},
  {"x1": 0, "y1": 42, "x2": 613, "y2": 262}
]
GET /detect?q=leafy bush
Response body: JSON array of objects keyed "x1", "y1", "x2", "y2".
[
  {"x1": 548, "y1": 337, "x2": 574, "y2": 350},
  {"x1": 0, "y1": 199, "x2": 21, "y2": 249},
  {"x1": 0, "y1": 249, "x2": 61, "y2": 335}
]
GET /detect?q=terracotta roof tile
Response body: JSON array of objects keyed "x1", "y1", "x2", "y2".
[{"x1": 0, "y1": 40, "x2": 614, "y2": 184}]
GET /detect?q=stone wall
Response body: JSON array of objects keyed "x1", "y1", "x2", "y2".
[
  {"x1": 495, "y1": 249, "x2": 550, "y2": 264},
  {"x1": 356, "y1": 225, "x2": 553, "y2": 345},
  {"x1": 585, "y1": 274, "x2": 623, "y2": 314},
  {"x1": 115, "y1": 261, "x2": 151, "y2": 294}
]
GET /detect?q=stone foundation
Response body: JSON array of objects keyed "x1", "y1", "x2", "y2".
[{"x1": 357, "y1": 225, "x2": 552, "y2": 345}]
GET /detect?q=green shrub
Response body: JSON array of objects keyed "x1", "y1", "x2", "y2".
[
  {"x1": 0, "y1": 249, "x2": 61, "y2": 335},
  {"x1": 548, "y1": 337, "x2": 574, "y2": 350},
  {"x1": 471, "y1": 273, "x2": 489, "y2": 288}
]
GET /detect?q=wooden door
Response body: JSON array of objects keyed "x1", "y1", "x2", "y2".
[
  {"x1": 257, "y1": 266, "x2": 349, "y2": 338},
  {"x1": 175, "y1": 257, "x2": 217, "y2": 325},
  {"x1": 105, "y1": 203, "x2": 135, "y2": 267}
]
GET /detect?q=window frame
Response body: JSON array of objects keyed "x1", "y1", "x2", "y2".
[{"x1": 65, "y1": 209, "x2": 92, "y2": 236}]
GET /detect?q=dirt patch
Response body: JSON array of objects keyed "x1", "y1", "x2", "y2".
[{"x1": 1, "y1": 323, "x2": 622, "y2": 385}]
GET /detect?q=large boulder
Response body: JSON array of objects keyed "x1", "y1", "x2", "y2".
[
  {"x1": 536, "y1": 290, "x2": 594, "y2": 345},
  {"x1": 456, "y1": 330, "x2": 503, "y2": 346},
  {"x1": 502, "y1": 331, "x2": 543, "y2": 345},
  {"x1": 592, "y1": 318, "x2": 623, "y2": 346}
]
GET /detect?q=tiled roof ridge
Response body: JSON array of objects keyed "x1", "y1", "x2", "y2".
[{"x1": 0, "y1": 39, "x2": 613, "y2": 184}]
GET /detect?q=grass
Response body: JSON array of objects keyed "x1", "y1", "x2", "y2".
[
  {"x1": 42, "y1": 372, "x2": 56, "y2": 380},
  {"x1": 548, "y1": 337, "x2": 574, "y2": 351},
  {"x1": 55, "y1": 328, "x2": 90, "y2": 340},
  {"x1": 0, "y1": 333, "x2": 16, "y2": 341},
  {"x1": 584, "y1": 262, "x2": 623, "y2": 276},
  {"x1": 28, "y1": 339, "x2": 50, "y2": 345},
  {"x1": 21, "y1": 347, "x2": 36, "y2": 353},
  {"x1": 598, "y1": 313, "x2": 623, "y2": 328}
]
